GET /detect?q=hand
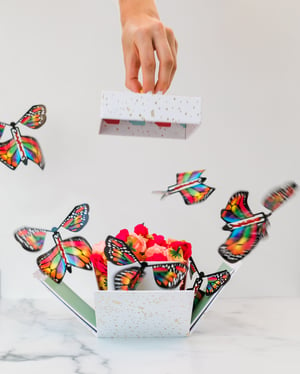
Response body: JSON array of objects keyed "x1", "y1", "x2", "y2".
[{"x1": 119, "y1": 0, "x2": 177, "y2": 93}]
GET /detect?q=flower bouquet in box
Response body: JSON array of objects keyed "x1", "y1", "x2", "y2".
[{"x1": 90, "y1": 224, "x2": 191, "y2": 292}]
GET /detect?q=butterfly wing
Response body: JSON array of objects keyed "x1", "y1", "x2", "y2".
[
  {"x1": 114, "y1": 267, "x2": 143, "y2": 290},
  {"x1": 189, "y1": 256, "x2": 198, "y2": 279},
  {"x1": 263, "y1": 182, "x2": 298, "y2": 212},
  {"x1": 204, "y1": 270, "x2": 231, "y2": 295},
  {"x1": 176, "y1": 170, "x2": 214, "y2": 205},
  {"x1": 218, "y1": 222, "x2": 268, "y2": 263},
  {"x1": 59, "y1": 204, "x2": 90, "y2": 232},
  {"x1": 221, "y1": 191, "x2": 253, "y2": 224},
  {"x1": 180, "y1": 184, "x2": 215, "y2": 205},
  {"x1": 62, "y1": 237, "x2": 92, "y2": 270},
  {"x1": 17, "y1": 105, "x2": 47, "y2": 129},
  {"x1": 14, "y1": 227, "x2": 48, "y2": 252},
  {"x1": 37, "y1": 245, "x2": 66, "y2": 283},
  {"x1": 151, "y1": 262, "x2": 188, "y2": 289},
  {"x1": 0, "y1": 138, "x2": 21, "y2": 169},
  {"x1": 21, "y1": 136, "x2": 45, "y2": 169},
  {"x1": 0, "y1": 122, "x2": 7, "y2": 140},
  {"x1": 104, "y1": 236, "x2": 139, "y2": 266},
  {"x1": 176, "y1": 170, "x2": 204, "y2": 184}
]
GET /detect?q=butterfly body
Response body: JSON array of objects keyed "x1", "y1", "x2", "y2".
[
  {"x1": 153, "y1": 170, "x2": 215, "y2": 205},
  {"x1": 167, "y1": 177, "x2": 206, "y2": 195},
  {"x1": 10, "y1": 125, "x2": 28, "y2": 165},
  {"x1": 223, "y1": 211, "x2": 269, "y2": 231},
  {"x1": 52, "y1": 231, "x2": 72, "y2": 273},
  {"x1": 188, "y1": 257, "x2": 231, "y2": 301},
  {"x1": 15, "y1": 203, "x2": 92, "y2": 283},
  {"x1": 0, "y1": 105, "x2": 46, "y2": 170}
]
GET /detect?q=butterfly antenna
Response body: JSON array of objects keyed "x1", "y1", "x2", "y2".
[{"x1": 152, "y1": 190, "x2": 168, "y2": 200}]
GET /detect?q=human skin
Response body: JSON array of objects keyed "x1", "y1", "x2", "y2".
[{"x1": 119, "y1": 0, "x2": 177, "y2": 93}]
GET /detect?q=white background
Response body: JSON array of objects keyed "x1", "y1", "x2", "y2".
[{"x1": 0, "y1": 0, "x2": 299, "y2": 299}]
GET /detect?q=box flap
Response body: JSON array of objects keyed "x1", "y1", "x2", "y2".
[
  {"x1": 38, "y1": 273, "x2": 97, "y2": 334},
  {"x1": 190, "y1": 261, "x2": 235, "y2": 332}
]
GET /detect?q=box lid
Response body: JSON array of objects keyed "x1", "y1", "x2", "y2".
[{"x1": 99, "y1": 91, "x2": 201, "y2": 139}]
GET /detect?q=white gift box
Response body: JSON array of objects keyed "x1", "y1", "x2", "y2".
[
  {"x1": 99, "y1": 91, "x2": 201, "y2": 139},
  {"x1": 36, "y1": 260, "x2": 232, "y2": 338}
]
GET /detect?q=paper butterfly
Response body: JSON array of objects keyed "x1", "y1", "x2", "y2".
[
  {"x1": 104, "y1": 236, "x2": 188, "y2": 290},
  {"x1": 0, "y1": 105, "x2": 46, "y2": 170},
  {"x1": 14, "y1": 203, "x2": 92, "y2": 283},
  {"x1": 153, "y1": 170, "x2": 215, "y2": 205},
  {"x1": 188, "y1": 257, "x2": 230, "y2": 302},
  {"x1": 218, "y1": 182, "x2": 297, "y2": 263}
]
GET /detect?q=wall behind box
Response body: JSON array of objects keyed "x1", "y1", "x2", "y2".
[{"x1": 0, "y1": 0, "x2": 299, "y2": 299}]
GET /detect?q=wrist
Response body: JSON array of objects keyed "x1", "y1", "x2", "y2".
[{"x1": 119, "y1": 0, "x2": 160, "y2": 27}]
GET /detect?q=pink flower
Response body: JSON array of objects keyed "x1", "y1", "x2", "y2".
[
  {"x1": 146, "y1": 252, "x2": 169, "y2": 262},
  {"x1": 147, "y1": 233, "x2": 167, "y2": 248},
  {"x1": 91, "y1": 241, "x2": 108, "y2": 290},
  {"x1": 92, "y1": 240, "x2": 106, "y2": 253},
  {"x1": 116, "y1": 229, "x2": 129, "y2": 242},
  {"x1": 145, "y1": 243, "x2": 168, "y2": 261},
  {"x1": 134, "y1": 224, "x2": 149, "y2": 237}
]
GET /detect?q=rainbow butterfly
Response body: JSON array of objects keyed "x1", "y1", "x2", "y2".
[
  {"x1": 14, "y1": 204, "x2": 92, "y2": 283},
  {"x1": 0, "y1": 105, "x2": 46, "y2": 170},
  {"x1": 218, "y1": 182, "x2": 297, "y2": 263},
  {"x1": 188, "y1": 257, "x2": 231, "y2": 302},
  {"x1": 153, "y1": 170, "x2": 215, "y2": 205},
  {"x1": 104, "y1": 236, "x2": 188, "y2": 290}
]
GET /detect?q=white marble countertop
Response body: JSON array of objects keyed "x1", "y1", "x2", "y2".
[{"x1": 0, "y1": 297, "x2": 299, "y2": 374}]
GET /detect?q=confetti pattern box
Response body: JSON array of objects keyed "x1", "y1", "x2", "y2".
[{"x1": 99, "y1": 91, "x2": 201, "y2": 139}]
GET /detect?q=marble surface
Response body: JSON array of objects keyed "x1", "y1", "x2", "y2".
[{"x1": 0, "y1": 297, "x2": 299, "y2": 374}]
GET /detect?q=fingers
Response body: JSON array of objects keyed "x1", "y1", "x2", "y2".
[
  {"x1": 165, "y1": 27, "x2": 178, "y2": 89},
  {"x1": 123, "y1": 46, "x2": 143, "y2": 93},
  {"x1": 122, "y1": 21, "x2": 177, "y2": 94},
  {"x1": 154, "y1": 26, "x2": 177, "y2": 93}
]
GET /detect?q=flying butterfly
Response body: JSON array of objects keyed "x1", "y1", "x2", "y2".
[
  {"x1": 188, "y1": 257, "x2": 231, "y2": 302},
  {"x1": 153, "y1": 170, "x2": 215, "y2": 205},
  {"x1": 218, "y1": 182, "x2": 298, "y2": 263},
  {"x1": 14, "y1": 203, "x2": 92, "y2": 283},
  {"x1": 104, "y1": 236, "x2": 188, "y2": 290},
  {"x1": 0, "y1": 105, "x2": 46, "y2": 170}
]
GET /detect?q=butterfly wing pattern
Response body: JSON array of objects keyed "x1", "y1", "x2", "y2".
[
  {"x1": 0, "y1": 138, "x2": 21, "y2": 169},
  {"x1": 17, "y1": 105, "x2": 47, "y2": 129},
  {"x1": 263, "y1": 182, "x2": 298, "y2": 212},
  {"x1": 0, "y1": 105, "x2": 46, "y2": 170},
  {"x1": 37, "y1": 236, "x2": 92, "y2": 283},
  {"x1": 218, "y1": 191, "x2": 268, "y2": 263},
  {"x1": 0, "y1": 122, "x2": 6, "y2": 140},
  {"x1": 14, "y1": 227, "x2": 48, "y2": 252},
  {"x1": 60, "y1": 204, "x2": 90, "y2": 232},
  {"x1": 15, "y1": 203, "x2": 92, "y2": 283},
  {"x1": 114, "y1": 267, "x2": 143, "y2": 290},
  {"x1": 151, "y1": 262, "x2": 188, "y2": 288},
  {"x1": 176, "y1": 170, "x2": 215, "y2": 205},
  {"x1": 105, "y1": 236, "x2": 139, "y2": 266}
]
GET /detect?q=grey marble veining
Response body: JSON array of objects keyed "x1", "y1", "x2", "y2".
[{"x1": 0, "y1": 298, "x2": 299, "y2": 374}]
